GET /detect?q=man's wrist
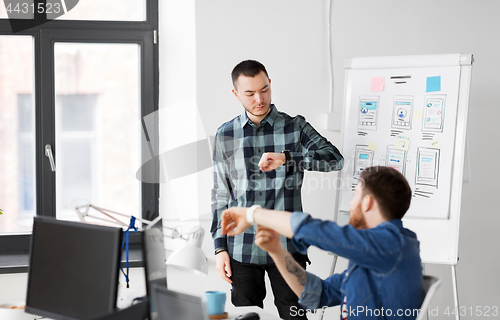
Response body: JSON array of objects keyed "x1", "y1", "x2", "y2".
[
  {"x1": 214, "y1": 248, "x2": 227, "y2": 255},
  {"x1": 246, "y1": 205, "x2": 261, "y2": 224},
  {"x1": 267, "y1": 243, "x2": 288, "y2": 259}
]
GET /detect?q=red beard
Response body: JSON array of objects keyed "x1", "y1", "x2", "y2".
[{"x1": 348, "y1": 203, "x2": 368, "y2": 230}]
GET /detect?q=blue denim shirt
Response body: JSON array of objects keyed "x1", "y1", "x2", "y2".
[{"x1": 290, "y1": 212, "x2": 424, "y2": 319}]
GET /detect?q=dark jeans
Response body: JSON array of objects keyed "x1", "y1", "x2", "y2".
[{"x1": 229, "y1": 253, "x2": 309, "y2": 320}]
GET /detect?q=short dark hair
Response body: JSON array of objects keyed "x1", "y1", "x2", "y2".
[
  {"x1": 231, "y1": 60, "x2": 269, "y2": 88},
  {"x1": 359, "y1": 166, "x2": 412, "y2": 220}
]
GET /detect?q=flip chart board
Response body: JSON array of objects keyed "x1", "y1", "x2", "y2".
[{"x1": 336, "y1": 54, "x2": 473, "y2": 264}]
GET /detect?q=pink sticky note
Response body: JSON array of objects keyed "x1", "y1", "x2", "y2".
[{"x1": 370, "y1": 77, "x2": 385, "y2": 92}]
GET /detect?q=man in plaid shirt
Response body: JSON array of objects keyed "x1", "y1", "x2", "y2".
[{"x1": 211, "y1": 60, "x2": 343, "y2": 319}]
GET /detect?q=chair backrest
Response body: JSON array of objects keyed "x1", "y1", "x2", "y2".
[{"x1": 415, "y1": 275, "x2": 442, "y2": 320}]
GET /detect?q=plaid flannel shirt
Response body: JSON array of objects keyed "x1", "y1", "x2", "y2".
[{"x1": 210, "y1": 104, "x2": 344, "y2": 264}]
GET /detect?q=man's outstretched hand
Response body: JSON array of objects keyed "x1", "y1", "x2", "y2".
[{"x1": 221, "y1": 207, "x2": 251, "y2": 236}]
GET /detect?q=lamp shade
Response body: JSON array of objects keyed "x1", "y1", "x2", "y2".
[{"x1": 166, "y1": 244, "x2": 208, "y2": 275}]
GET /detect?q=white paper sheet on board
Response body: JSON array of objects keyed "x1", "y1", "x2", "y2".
[{"x1": 338, "y1": 61, "x2": 461, "y2": 220}]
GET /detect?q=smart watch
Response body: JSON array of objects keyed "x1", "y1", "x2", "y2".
[
  {"x1": 246, "y1": 205, "x2": 261, "y2": 224},
  {"x1": 281, "y1": 150, "x2": 291, "y2": 166}
]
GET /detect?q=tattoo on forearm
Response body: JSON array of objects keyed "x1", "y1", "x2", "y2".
[{"x1": 285, "y1": 256, "x2": 306, "y2": 286}]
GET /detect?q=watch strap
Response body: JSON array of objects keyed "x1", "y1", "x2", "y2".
[
  {"x1": 281, "y1": 150, "x2": 291, "y2": 166},
  {"x1": 246, "y1": 205, "x2": 261, "y2": 224}
]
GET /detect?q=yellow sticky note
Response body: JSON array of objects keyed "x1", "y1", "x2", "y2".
[
  {"x1": 431, "y1": 139, "x2": 442, "y2": 149},
  {"x1": 414, "y1": 110, "x2": 423, "y2": 119},
  {"x1": 368, "y1": 142, "x2": 378, "y2": 151},
  {"x1": 395, "y1": 135, "x2": 410, "y2": 151}
]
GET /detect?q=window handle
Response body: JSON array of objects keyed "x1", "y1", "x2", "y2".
[{"x1": 45, "y1": 144, "x2": 56, "y2": 172}]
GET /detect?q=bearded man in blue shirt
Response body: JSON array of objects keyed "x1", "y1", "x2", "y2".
[
  {"x1": 221, "y1": 166, "x2": 425, "y2": 319},
  {"x1": 210, "y1": 60, "x2": 344, "y2": 319}
]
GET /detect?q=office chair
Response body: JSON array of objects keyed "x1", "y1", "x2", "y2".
[
  {"x1": 318, "y1": 275, "x2": 442, "y2": 320},
  {"x1": 415, "y1": 275, "x2": 442, "y2": 320}
]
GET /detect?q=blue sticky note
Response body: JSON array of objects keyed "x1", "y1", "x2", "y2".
[{"x1": 426, "y1": 76, "x2": 441, "y2": 92}]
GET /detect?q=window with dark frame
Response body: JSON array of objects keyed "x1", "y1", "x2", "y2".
[{"x1": 0, "y1": 0, "x2": 159, "y2": 268}]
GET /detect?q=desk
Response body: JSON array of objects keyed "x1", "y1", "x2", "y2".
[
  {"x1": 226, "y1": 306, "x2": 281, "y2": 320},
  {"x1": 33, "y1": 305, "x2": 281, "y2": 320}
]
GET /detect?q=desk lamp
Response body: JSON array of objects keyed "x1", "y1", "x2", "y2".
[
  {"x1": 72, "y1": 201, "x2": 208, "y2": 275},
  {"x1": 164, "y1": 223, "x2": 208, "y2": 275}
]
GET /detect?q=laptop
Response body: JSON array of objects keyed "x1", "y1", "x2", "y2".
[{"x1": 151, "y1": 283, "x2": 209, "y2": 320}]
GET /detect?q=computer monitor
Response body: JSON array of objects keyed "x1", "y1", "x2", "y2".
[
  {"x1": 151, "y1": 283, "x2": 208, "y2": 320},
  {"x1": 142, "y1": 225, "x2": 168, "y2": 320},
  {"x1": 142, "y1": 226, "x2": 167, "y2": 294},
  {"x1": 26, "y1": 216, "x2": 123, "y2": 320}
]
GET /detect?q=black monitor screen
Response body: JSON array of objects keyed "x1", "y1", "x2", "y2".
[
  {"x1": 151, "y1": 284, "x2": 208, "y2": 320},
  {"x1": 26, "y1": 217, "x2": 123, "y2": 320}
]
